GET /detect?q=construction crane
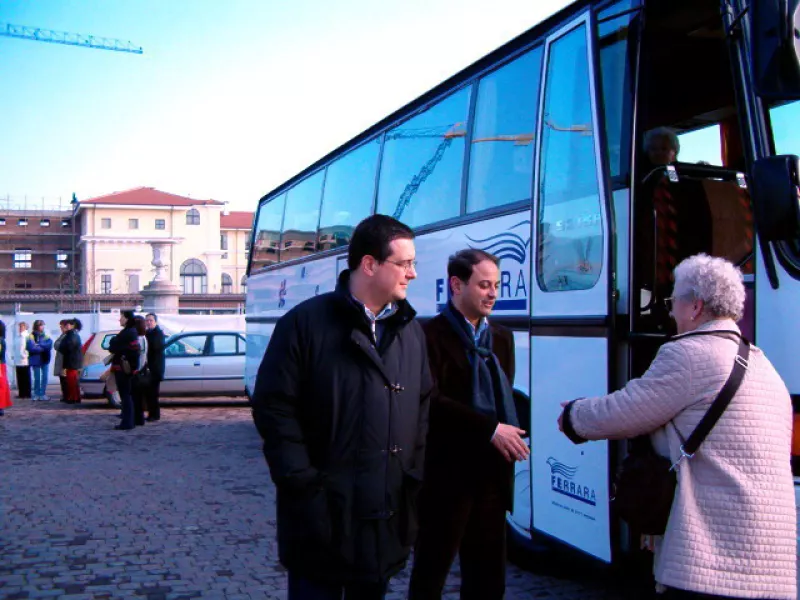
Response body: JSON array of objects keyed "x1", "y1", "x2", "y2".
[{"x1": 0, "y1": 22, "x2": 143, "y2": 54}]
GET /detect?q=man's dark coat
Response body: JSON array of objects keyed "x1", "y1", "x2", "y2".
[
  {"x1": 145, "y1": 326, "x2": 166, "y2": 382},
  {"x1": 252, "y1": 270, "x2": 432, "y2": 583},
  {"x1": 421, "y1": 314, "x2": 516, "y2": 508}
]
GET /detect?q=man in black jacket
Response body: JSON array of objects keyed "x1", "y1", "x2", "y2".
[
  {"x1": 409, "y1": 249, "x2": 528, "y2": 600},
  {"x1": 252, "y1": 215, "x2": 432, "y2": 600},
  {"x1": 109, "y1": 310, "x2": 140, "y2": 431},
  {"x1": 144, "y1": 313, "x2": 165, "y2": 422}
]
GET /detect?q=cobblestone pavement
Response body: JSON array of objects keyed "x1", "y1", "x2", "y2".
[{"x1": 1, "y1": 399, "x2": 631, "y2": 599}]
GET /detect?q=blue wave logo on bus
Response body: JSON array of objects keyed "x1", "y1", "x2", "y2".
[
  {"x1": 547, "y1": 457, "x2": 597, "y2": 506},
  {"x1": 435, "y1": 220, "x2": 530, "y2": 313},
  {"x1": 465, "y1": 221, "x2": 530, "y2": 264}
]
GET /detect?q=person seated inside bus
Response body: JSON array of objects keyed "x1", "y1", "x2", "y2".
[
  {"x1": 634, "y1": 124, "x2": 754, "y2": 332},
  {"x1": 636, "y1": 127, "x2": 691, "y2": 327},
  {"x1": 642, "y1": 126, "x2": 679, "y2": 175}
]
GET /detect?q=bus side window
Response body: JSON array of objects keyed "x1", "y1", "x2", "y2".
[
  {"x1": 251, "y1": 193, "x2": 286, "y2": 272},
  {"x1": 317, "y1": 140, "x2": 380, "y2": 251},
  {"x1": 281, "y1": 171, "x2": 324, "y2": 263},
  {"x1": 466, "y1": 46, "x2": 543, "y2": 213},
  {"x1": 376, "y1": 87, "x2": 471, "y2": 228}
]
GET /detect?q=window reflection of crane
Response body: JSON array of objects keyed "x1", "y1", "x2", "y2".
[
  {"x1": 390, "y1": 117, "x2": 591, "y2": 220},
  {"x1": 389, "y1": 123, "x2": 465, "y2": 220}
]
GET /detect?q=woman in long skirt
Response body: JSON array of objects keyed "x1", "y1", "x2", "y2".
[{"x1": 0, "y1": 320, "x2": 14, "y2": 416}]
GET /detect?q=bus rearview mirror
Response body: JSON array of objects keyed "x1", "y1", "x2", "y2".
[
  {"x1": 751, "y1": 0, "x2": 800, "y2": 101},
  {"x1": 751, "y1": 155, "x2": 800, "y2": 241}
]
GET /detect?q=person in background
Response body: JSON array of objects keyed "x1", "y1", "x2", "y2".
[
  {"x1": 60, "y1": 318, "x2": 83, "y2": 405},
  {"x1": 0, "y1": 320, "x2": 13, "y2": 416},
  {"x1": 132, "y1": 316, "x2": 148, "y2": 427},
  {"x1": 558, "y1": 254, "x2": 796, "y2": 600},
  {"x1": 109, "y1": 310, "x2": 140, "y2": 431},
  {"x1": 144, "y1": 313, "x2": 165, "y2": 422},
  {"x1": 53, "y1": 320, "x2": 69, "y2": 403},
  {"x1": 14, "y1": 321, "x2": 31, "y2": 400},
  {"x1": 409, "y1": 249, "x2": 527, "y2": 600},
  {"x1": 27, "y1": 320, "x2": 53, "y2": 402}
]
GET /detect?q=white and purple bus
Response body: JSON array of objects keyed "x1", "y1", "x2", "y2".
[{"x1": 245, "y1": 0, "x2": 800, "y2": 564}]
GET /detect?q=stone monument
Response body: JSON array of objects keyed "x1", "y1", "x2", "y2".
[{"x1": 140, "y1": 240, "x2": 181, "y2": 314}]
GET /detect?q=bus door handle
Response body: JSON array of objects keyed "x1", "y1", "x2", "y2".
[{"x1": 193, "y1": 362, "x2": 201, "y2": 367}]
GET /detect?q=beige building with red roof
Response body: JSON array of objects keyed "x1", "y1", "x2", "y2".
[{"x1": 77, "y1": 187, "x2": 253, "y2": 297}]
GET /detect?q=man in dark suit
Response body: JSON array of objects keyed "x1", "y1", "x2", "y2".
[
  {"x1": 144, "y1": 313, "x2": 165, "y2": 422},
  {"x1": 409, "y1": 249, "x2": 529, "y2": 600}
]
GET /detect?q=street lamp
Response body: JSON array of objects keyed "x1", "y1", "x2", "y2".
[{"x1": 70, "y1": 193, "x2": 79, "y2": 307}]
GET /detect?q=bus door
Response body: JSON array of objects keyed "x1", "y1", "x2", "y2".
[
  {"x1": 723, "y1": 0, "x2": 800, "y2": 476},
  {"x1": 630, "y1": 0, "x2": 756, "y2": 350},
  {"x1": 529, "y1": 11, "x2": 614, "y2": 563}
]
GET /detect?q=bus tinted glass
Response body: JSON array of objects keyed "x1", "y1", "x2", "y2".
[
  {"x1": 467, "y1": 46, "x2": 543, "y2": 213},
  {"x1": 537, "y1": 24, "x2": 604, "y2": 292},
  {"x1": 598, "y1": 0, "x2": 638, "y2": 184},
  {"x1": 318, "y1": 139, "x2": 380, "y2": 251},
  {"x1": 251, "y1": 193, "x2": 285, "y2": 271},
  {"x1": 376, "y1": 87, "x2": 471, "y2": 228},
  {"x1": 281, "y1": 171, "x2": 324, "y2": 262}
]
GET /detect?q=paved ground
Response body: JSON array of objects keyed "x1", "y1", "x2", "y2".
[{"x1": 0, "y1": 398, "x2": 652, "y2": 599}]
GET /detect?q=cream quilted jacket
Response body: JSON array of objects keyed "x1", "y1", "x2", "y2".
[{"x1": 570, "y1": 319, "x2": 797, "y2": 599}]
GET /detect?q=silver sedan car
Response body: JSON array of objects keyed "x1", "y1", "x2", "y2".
[{"x1": 81, "y1": 331, "x2": 247, "y2": 399}]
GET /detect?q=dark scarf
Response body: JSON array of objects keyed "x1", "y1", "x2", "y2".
[{"x1": 441, "y1": 302, "x2": 519, "y2": 428}]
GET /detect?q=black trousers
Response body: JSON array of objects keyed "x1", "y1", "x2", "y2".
[
  {"x1": 132, "y1": 379, "x2": 146, "y2": 426},
  {"x1": 115, "y1": 372, "x2": 134, "y2": 430},
  {"x1": 58, "y1": 374, "x2": 68, "y2": 402},
  {"x1": 409, "y1": 479, "x2": 507, "y2": 600},
  {"x1": 145, "y1": 380, "x2": 161, "y2": 420},
  {"x1": 15, "y1": 366, "x2": 31, "y2": 398},
  {"x1": 288, "y1": 572, "x2": 387, "y2": 600}
]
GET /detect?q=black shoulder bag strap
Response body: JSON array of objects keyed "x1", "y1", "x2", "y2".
[{"x1": 669, "y1": 332, "x2": 750, "y2": 471}]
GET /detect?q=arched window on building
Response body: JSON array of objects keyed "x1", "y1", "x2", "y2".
[
  {"x1": 180, "y1": 259, "x2": 207, "y2": 294},
  {"x1": 221, "y1": 273, "x2": 233, "y2": 294},
  {"x1": 241, "y1": 275, "x2": 247, "y2": 294},
  {"x1": 186, "y1": 208, "x2": 200, "y2": 225}
]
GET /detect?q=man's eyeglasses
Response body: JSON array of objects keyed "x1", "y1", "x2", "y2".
[
  {"x1": 384, "y1": 259, "x2": 418, "y2": 273},
  {"x1": 664, "y1": 296, "x2": 676, "y2": 311}
]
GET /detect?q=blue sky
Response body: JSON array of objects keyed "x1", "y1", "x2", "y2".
[{"x1": 0, "y1": 0, "x2": 572, "y2": 212}]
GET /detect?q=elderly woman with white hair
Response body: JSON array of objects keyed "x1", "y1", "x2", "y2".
[
  {"x1": 558, "y1": 254, "x2": 796, "y2": 600},
  {"x1": 644, "y1": 126, "x2": 680, "y2": 167}
]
